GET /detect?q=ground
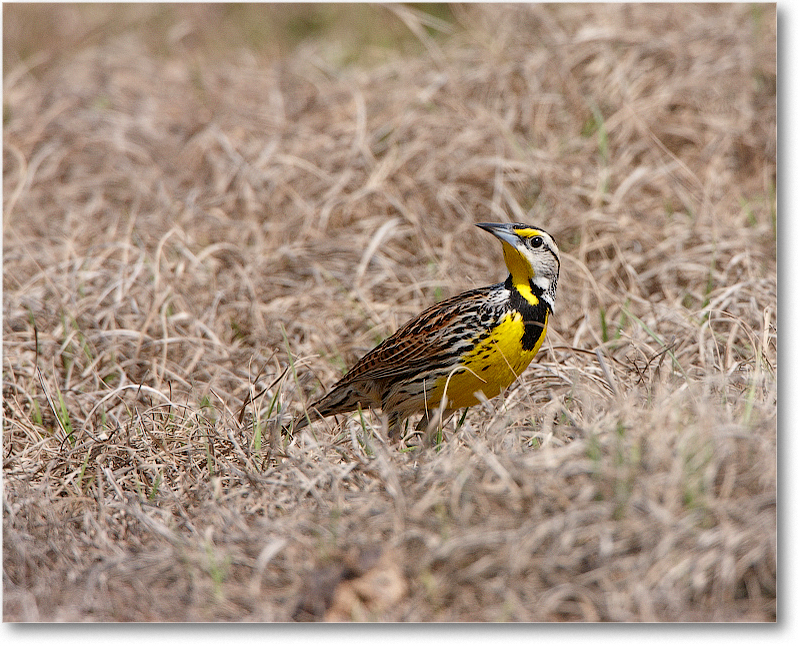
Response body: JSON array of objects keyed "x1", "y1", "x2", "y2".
[{"x1": 3, "y1": 4, "x2": 776, "y2": 622}]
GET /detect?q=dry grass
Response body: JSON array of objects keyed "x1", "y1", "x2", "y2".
[{"x1": 3, "y1": 3, "x2": 776, "y2": 622}]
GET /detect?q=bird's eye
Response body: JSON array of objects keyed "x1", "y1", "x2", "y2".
[{"x1": 530, "y1": 236, "x2": 543, "y2": 248}]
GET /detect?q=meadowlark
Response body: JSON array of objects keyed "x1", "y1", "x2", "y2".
[{"x1": 289, "y1": 222, "x2": 560, "y2": 439}]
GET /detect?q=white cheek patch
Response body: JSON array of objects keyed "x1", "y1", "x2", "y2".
[{"x1": 532, "y1": 275, "x2": 551, "y2": 292}]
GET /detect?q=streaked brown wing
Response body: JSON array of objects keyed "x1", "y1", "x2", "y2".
[{"x1": 334, "y1": 286, "x2": 493, "y2": 385}]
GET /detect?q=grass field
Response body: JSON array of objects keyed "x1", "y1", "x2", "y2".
[{"x1": 3, "y1": 4, "x2": 776, "y2": 621}]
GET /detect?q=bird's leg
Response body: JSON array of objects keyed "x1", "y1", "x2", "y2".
[
  {"x1": 387, "y1": 412, "x2": 406, "y2": 442},
  {"x1": 415, "y1": 407, "x2": 454, "y2": 447},
  {"x1": 413, "y1": 412, "x2": 431, "y2": 436}
]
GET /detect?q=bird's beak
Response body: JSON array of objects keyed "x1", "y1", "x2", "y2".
[{"x1": 476, "y1": 222, "x2": 518, "y2": 247}]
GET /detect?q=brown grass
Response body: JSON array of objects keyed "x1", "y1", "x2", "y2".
[{"x1": 3, "y1": 3, "x2": 776, "y2": 622}]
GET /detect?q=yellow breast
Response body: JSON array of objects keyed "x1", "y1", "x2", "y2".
[{"x1": 430, "y1": 309, "x2": 549, "y2": 410}]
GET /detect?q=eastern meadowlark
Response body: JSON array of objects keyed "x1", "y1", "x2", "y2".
[{"x1": 289, "y1": 222, "x2": 560, "y2": 439}]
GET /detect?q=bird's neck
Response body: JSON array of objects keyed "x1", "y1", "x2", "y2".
[
  {"x1": 504, "y1": 273, "x2": 541, "y2": 308},
  {"x1": 502, "y1": 243, "x2": 541, "y2": 308}
]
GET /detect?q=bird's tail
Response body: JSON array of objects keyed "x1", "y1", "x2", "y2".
[{"x1": 285, "y1": 383, "x2": 364, "y2": 433}]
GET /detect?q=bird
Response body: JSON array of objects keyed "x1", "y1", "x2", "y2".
[{"x1": 287, "y1": 222, "x2": 560, "y2": 441}]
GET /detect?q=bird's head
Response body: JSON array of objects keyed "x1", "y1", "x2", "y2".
[{"x1": 476, "y1": 222, "x2": 560, "y2": 310}]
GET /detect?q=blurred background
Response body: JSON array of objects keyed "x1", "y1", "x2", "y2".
[{"x1": 4, "y1": 3, "x2": 456, "y2": 72}]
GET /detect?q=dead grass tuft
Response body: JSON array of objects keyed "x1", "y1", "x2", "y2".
[{"x1": 4, "y1": 4, "x2": 775, "y2": 621}]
